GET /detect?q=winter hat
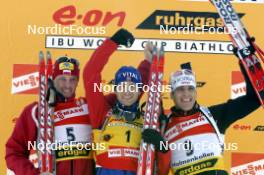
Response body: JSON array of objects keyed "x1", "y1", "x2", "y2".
[
  {"x1": 114, "y1": 66, "x2": 142, "y2": 85},
  {"x1": 170, "y1": 69, "x2": 196, "y2": 91},
  {"x1": 52, "y1": 56, "x2": 80, "y2": 79}
]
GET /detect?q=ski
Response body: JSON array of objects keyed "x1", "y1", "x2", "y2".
[
  {"x1": 210, "y1": 0, "x2": 264, "y2": 107},
  {"x1": 137, "y1": 46, "x2": 165, "y2": 175},
  {"x1": 38, "y1": 51, "x2": 56, "y2": 174},
  {"x1": 38, "y1": 51, "x2": 47, "y2": 173},
  {"x1": 46, "y1": 51, "x2": 56, "y2": 174}
]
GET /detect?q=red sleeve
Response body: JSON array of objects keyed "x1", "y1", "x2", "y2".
[
  {"x1": 5, "y1": 102, "x2": 40, "y2": 175},
  {"x1": 157, "y1": 150, "x2": 171, "y2": 175},
  {"x1": 83, "y1": 39, "x2": 118, "y2": 128}
]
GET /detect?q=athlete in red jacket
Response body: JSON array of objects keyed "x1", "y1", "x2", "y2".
[
  {"x1": 83, "y1": 29, "x2": 152, "y2": 175},
  {"x1": 6, "y1": 57, "x2": 94, "y2": 175}
]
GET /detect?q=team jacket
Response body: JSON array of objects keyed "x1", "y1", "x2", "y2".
[
  {"x1": 83, "y1": 39, "x2": 150, "y2": 172},
  {"x1": 5, "y1": 98, "x2": 94, "y2": 175},
  {"x1": 158, "y1": 63, "x2": 261, "y2": 175}
]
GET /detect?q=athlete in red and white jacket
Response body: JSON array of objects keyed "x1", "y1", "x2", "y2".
[{"x1": 6, "y1": 57, "x2": 95, "y2": 175}]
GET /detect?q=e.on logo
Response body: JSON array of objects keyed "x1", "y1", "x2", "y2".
[
  {"x1": 11, "y1": 64, "x2": 39, "y2": 94},
  {"x1": 53, "y1": 5, "x2": 126, "y2": 26}
]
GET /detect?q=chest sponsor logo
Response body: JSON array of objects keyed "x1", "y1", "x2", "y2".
[
  {"x1": 108, "y1": 148, "x2": 139, "y2": 158},
  {"x1": 165, "y1": 115, "x2": 207, "y2": 140},
  {"x1": 54, "y1": 104, "x2": 88, "y2": 122}
]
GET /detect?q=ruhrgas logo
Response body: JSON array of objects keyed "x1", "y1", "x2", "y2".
[
  {"x1": 181, "y1": 0, "x2": 263, "y2": 3},
  {"x1": 231, "y1": 153, "x2": 264, "y2": 175},
  {"x1": 12, "y1": 64, "x2": 39, "y2": 94},
  {"x1": 231, "y1": 71, "x2": 246, "y2": 99},
  {"x1": 254, "y1": 125, "x2": 264, "y2": 131},
  {"x1": 53, "y1": 5, "x2": 125, "y2": 26},
  {"x1": 137, "y1": 10, "x2": 244, "y2": 32}
]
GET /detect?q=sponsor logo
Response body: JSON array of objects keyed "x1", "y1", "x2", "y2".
[
  {"x1": 59, "y1": 62, "x2": 74, "y2": 70},
  {"x1": 165, "y1": 115, "x2": 207, "y2": 140},
  {"x1": 232, "y1": 124, "x2": 252, "y2": 131},
  {"x1": 53, "y1": 104, "x2": 88, "y2": 122},
  {"x1": 53, "y1": 5, "x2": 125, "y2": 26},
  {"x1": 12, "y1": 64, "x2": 39, "y2": 94},
  {"x1": 231, "y1": 71, "x2": 246, "y2": 99},
  {"x1": 254, "y1": 125, "x2": 264, "y2": 131},
  {"x1": 231, "y1": 153, "x2": 264, "y2": 175},
  {"x1": 136, "y1": 10, "x2": 244, "y2": 32},
  {"x1": 108, "y1": 148, "x2": 139, "y2": 158},
  {"x1": 175, "y1": 158, "x2": 217, "y2": 175}
]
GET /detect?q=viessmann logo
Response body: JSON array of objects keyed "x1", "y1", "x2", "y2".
[
  {"x1": 231, "y1": 71, "x2": 246, "y2": 99},
  {"x1": 11, "y1": 64, "x2": 39, "y2": 94},
  {"x1": 137, "y1": 10, "x2": 244, "y2": 32},
  {"x1": 231, "y1": 153, "x2": 264, "y2": 175}
]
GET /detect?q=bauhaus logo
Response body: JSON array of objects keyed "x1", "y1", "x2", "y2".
[{"x1": 137, "y1": 10, "x2": 244, "y2": 32}]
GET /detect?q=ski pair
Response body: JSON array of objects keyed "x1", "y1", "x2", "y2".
[
  {"x1": 210, "y1": 0, "x2": 264, "y2": 107},
  {"x1": 137, "y1": 46, "x2": 165, "y2": 175},
  {"x1": 38, "y1": 51, "x2": 56, "y2": 174}
]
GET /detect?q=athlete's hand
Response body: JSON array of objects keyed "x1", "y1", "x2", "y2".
[
  {"x1": 142, "y1": 128, "x2": 168, "y2": 153},
  {"x1": 144, "y1": 41, "x2": 154, "y2": 63}
]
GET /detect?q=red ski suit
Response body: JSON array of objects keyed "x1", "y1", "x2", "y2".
[
  {"x1": 5, "y1": 98, "x2": 93, "y2": 175},
  {"x1": 83, "y1": 39, "x2": 150, "y2": 129}
]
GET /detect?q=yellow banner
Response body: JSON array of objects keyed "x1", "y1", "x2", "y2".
[{"x1": 1, "y1": 0, "x2": 263, "y2": 174}]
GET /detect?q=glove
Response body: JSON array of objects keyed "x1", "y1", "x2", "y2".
[
  {"x1": 142, "y1": 128, "x2": 168, "y2": 153},
  {"x1": 238, "y1": 61, "x2": 256, "y2": 97},
  {"x1": 233, "y1": 37, "x2": 256, "y2": 58},
  {"x1": 110, "y1": 28, "x2": 135, "y2": 47}
]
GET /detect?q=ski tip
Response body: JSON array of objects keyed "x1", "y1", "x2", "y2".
[
  {"x1": 160, "y1": 46, "x2": 164, "y2": 56},
  {"x1": 39, "y1": 51, "x2": 44, "y2": 60},
  {"x1": 46, "y1": 51, "x2": 51, "y2": 59},
  {"x1": 152, "y1": 46, "x2": 158, "y2": 56}
]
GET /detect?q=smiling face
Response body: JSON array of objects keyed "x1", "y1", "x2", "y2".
[
  {"x1": 171, "y1": 85, "x2": 197, "y2": 111},
  {"x1": 115, "y1": 81, "x2": 140, "y2": 106},
  {"x1": 53, "y1": 75, "x2": 78, "y2": 98}
]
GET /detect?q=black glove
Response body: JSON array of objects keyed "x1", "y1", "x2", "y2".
[
  {"x1": 46, "y1": 78, "x2": 65, "y2": 106},
  {"x1": 142, "y1": 128, "x2": 168, "y2": 153},
  {"x1": 233, "y1": 37, "x2": 256, "y2": 58},
  {"x1": 110, "y1": 28, "x2": 135, "y2": 47},
  {"x1": 238, "y1": 61, "x2": 256, "y2": 97}
]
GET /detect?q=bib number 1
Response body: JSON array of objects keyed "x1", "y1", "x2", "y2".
[{"x1": 125, "y1": 130, "x2": 131, "y2": 143}]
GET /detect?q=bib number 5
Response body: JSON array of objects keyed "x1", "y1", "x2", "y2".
[{"x1": 66, "y1": 127, "x2": 76, "y2": 142}]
